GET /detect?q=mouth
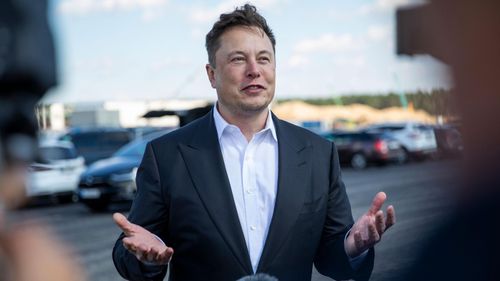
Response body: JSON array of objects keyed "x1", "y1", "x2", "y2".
[{"x1": 241, "y1": 84, "x2": 266, "y2": 91}]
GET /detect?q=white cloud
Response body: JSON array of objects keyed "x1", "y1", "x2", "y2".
[
  {"x1": 59, "y1": 0, "x2": 168, "y2": 15},
  {"x1": 187, "y1": 0, "x2": 284, "y2": 23},
  {"x1": 150, "y1": 57, "x2": 193, "y2": 71},
  {"x1": 333, "y1": 56, "x2": 366, "y2": 67},
  {"x1": 287, "y1": 55, "x2": 310, "y2": 68},
  {"x1": 294, "y1": 34, "x2": 356, "y2": 54},
  {"x1": 367, "y1": 25, "x2": 391, "y2": 41},
  {"x1": 360, "y1": 0, "x2": 426, "y2": 15},
  {"x1": 142, "y1": 9, "x2": 165, "y2": 22},
  {"x1": 285, "y1": 33, "x2": 361, "y2": 75},
  {"x1": 190, "y1": 28, "x2": 204, "y2": 40}
]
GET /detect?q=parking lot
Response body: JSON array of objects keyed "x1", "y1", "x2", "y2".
[{"x1": 10, "y1": 160, "x2": 458, "y2": 281}]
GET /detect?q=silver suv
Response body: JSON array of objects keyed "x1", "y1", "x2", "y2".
[{"x1": 363, "y1": 122, "x2": 438, "y2": 160}]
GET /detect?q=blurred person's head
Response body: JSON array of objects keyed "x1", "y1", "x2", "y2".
[
  {"x1": 205, "y1": 4, "x2": 276, "y2": 119},
  {"x1": 0, "y1": 0, "x2": 57, "y2": 209}
]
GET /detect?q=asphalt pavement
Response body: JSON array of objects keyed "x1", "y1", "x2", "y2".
[{"x1": 10, "y1": 160, "x2": 459, "y2": 281}]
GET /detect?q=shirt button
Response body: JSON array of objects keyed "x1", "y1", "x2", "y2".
[
  {"x1": 250, "y1": 226, "x2": 256, "y2": 231},
  {"x1": 246, "y1": 189, "x2": 252, "y2": 194}
]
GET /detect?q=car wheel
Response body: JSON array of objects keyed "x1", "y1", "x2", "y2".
[
  {"x1": 396, "y1": 149, "x2": 409, "y2": 164},
  {"x1": 85, "y1": 200, "x2": 109, "y2": 212},
  {"x1": 351, "y1": 153, "x2": 367, "y2": 169},
  {"x1": 57, "y1": 193, "x2": 77, "y2": 204}
]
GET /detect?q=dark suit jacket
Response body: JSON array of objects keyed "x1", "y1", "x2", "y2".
[{"x1": 113, "y1": 111, "x2": 374, "y2": 281}]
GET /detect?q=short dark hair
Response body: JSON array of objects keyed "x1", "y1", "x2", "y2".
[{"x1": 205, "y1": 4, "x2": 276, "y2": 67}]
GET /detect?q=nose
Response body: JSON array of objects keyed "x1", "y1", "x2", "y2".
[{"x1": 246, "y1": 59, "x2": 260, "y2": 79}]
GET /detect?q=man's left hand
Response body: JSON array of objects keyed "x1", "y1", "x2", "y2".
[{"x1": 345, "y1": 192, "x2": 396, "y2": 258}]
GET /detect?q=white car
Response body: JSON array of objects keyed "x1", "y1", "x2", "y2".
[
  {"x1": 363, "y1": 122, "x2": 438, "y2": 161},
  {"x1": 25, "y1": 140, "x2": 86, "y2": 202}
]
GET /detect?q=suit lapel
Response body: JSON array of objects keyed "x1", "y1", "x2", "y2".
[
  {"x1": 257, "y1": 114, "x2": 312, "y2": 272},
  {"x1": 178, "y1": 111, "x2": 253, "y2": 274}
]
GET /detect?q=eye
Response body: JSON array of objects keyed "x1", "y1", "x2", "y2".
[
  {"x1": 258, "y1": 56, "x2": 271, "y2": 63},
  {"x1": 231, "y1": 56, "x2": 245, "y2": 63}
]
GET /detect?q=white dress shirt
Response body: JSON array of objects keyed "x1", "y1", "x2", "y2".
[{"x1": 213, "y1": 106, "x2": 278, "y2": 272}]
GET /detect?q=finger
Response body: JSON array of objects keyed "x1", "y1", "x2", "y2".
[
  {"x1": 122, "y1": 237, "x2": 137, "y2": 253},
  {"x1": 368, "y1": 222, "x2": 380, "y2": 243},
  {"x1": 134, "y1": 244, "x2": 151, "y2": 262},
  {"x1": 354, "y1": 230, "x2": 364, "y2": 251},
  {"x1": 157, "y1": 247, "x2": 174, "y2": 264},
  {"x1": 146, "y1": 248, "x2": 156, "y2": 262},
  {"x1": 113, "y1": 213, "x2": 134, "y2": 236},
  {"x1": 135, "y1": 251, "x2": 144, "y2": 261},
  {"x1": 375, "y1": 210, "x2": 385, "y2": 235},
  {"x1": 368, "y1": 192, "x2": 387, "y2": 214},
  {"x1": 385, "y1": 205, "x2": 396, "y2": 229}
]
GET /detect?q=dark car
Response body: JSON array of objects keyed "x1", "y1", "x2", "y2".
[
  {"x1": 321, "y1": 131, "x2": 406, "y2": 169},
  {"x1": 59, "y1": 127, "x2": 134, "y2": 165},
  {"x1": 77, "y1": 129, "x2": 172, "y2": 212}
]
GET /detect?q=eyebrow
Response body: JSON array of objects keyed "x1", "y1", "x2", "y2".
[
  {"x1": 226, "y1": 50, "x2": 273, "y2": 57},
  {"x1": 257, "y1": 50, "x2": 273, "y2": 57}
]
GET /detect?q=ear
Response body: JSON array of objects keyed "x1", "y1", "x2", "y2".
[{"x1": 205, "y1": 64, "x2": 216, "y2": 89}]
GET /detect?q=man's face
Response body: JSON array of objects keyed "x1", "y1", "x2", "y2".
[{"x1": 206, "y1": 26, "x2": 276, "y2": 118}]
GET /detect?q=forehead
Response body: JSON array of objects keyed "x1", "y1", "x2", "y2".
[{"x1": 216, "y1": 26, "x2": 274, "y2": 55}]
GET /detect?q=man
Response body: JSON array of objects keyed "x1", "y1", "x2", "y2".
[{"x1": 113, "y1": 4, "x2": 395, "y2": 281}]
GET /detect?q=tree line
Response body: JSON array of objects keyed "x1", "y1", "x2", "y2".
[{"x1": 278, "y1": 89, "x2": 457, "y2": 117}]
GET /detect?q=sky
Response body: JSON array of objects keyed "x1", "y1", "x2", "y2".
[{"x1": 45, "y1": 0, "x2": 450, "y2": 104}]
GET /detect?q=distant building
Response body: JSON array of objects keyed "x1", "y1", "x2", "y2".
[
  {"x1": 36, "y1": 99, "x2": 211, "y2": 131},
  {"x1": 69, "y1": 109, "x2": 120, "y2": 128}
]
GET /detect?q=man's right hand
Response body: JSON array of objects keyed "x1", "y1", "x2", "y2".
[{"x1": 113, "y1": 213, "x2": 173, "y2": 265}]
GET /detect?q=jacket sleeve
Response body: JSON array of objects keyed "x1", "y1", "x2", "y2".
[
  {"x1": 313, "y1": 142, "x2": 375, "y2": 281},
  {"x1": 112, "y1": 142, "x2": 169, "y2": 281}
]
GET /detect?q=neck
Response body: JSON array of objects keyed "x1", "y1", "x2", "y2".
[{"x1": 216, "y1": 104, "x2": 269, "y2": 142}]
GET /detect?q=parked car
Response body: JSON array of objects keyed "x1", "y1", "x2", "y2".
[
  {"x1": 362, "y1": 122, "x2": 438, "y2": 160},
  {"x1": 433, "y1": 125, "x2": 464, "y2": 158},
  {"x1": 59, "y1": 127, "x2": 134, "y2": 165},
  {"x1": 25, "y1": 140, "x2": 85, "y2": 203},
  {"x1": 321, "y1": 131, "x2": 406, "y2": 169},
  {"x1": 77, "y1": 129, "x2": 172, "y2": 212}
]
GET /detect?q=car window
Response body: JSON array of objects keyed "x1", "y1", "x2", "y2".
[
  {"x1": 417, "y1": 125, "x2": 433, "y2": 131},
  {"x1": 102, "y1": 132, "x2": 132, "y2": 147},
  {"x1": 114, "y1": 130, "x2": 169, "y2": 158},
  {"x1": 358, "y1": 133, "x2": 374, "y2": 141},
  {"x1": 332, "y1": 135, "x2": 354, "y2": 145},
  {"x1": 60, "y1": 130, "x2": 134, "y2": 164},
  {"x1": 378, "y1": 125, "x2": 404, "y2": 131},
  {"x1": 39, "y1": 146, "x2": 78, "y2": 161}
]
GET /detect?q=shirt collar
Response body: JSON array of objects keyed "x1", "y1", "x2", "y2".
[{"x1": 213, "y1": 103, "x2": 277, "y2": 142}]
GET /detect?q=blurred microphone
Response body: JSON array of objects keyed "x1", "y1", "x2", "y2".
[{"x1": 237, "y1": 273, "x2": 279, "y2": 281}]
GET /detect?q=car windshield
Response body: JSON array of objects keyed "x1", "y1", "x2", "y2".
[
  {"x1": 113, "y1": 130, "x2": 171, "y2": 158},
  {"x1": 114, "y1": 139, "x2": 148, "y2": 158}
]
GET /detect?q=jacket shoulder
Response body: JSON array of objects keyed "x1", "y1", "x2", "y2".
[
  {"x1": 149, "y1": 113, "x2": 210, "y2": 148},
  {"x1": 275, "y1": 117, "x2": 332, "y2": 148}
]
